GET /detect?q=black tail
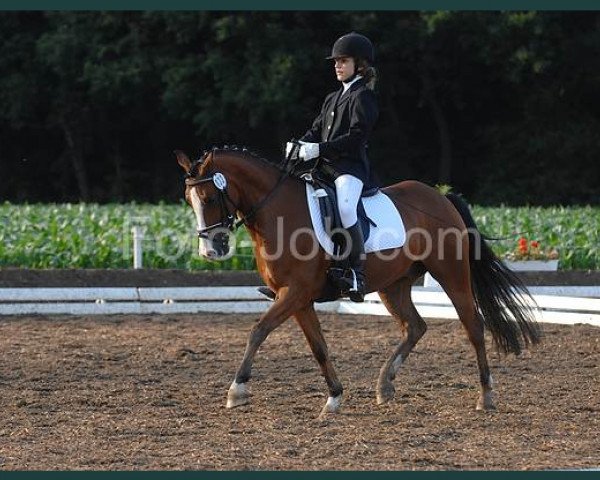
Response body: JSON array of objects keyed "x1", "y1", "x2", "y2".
[{"x1": 445, "y1": 193, "x2": 541, "y2": 355}]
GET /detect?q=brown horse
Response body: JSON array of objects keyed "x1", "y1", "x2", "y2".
[{"x1": 175, "y1": 147, "x2": 540, "y2": 416}]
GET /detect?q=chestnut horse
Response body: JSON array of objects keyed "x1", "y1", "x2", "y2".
[{"x1": 175, "y1": 147, "x2": 540, "y2": 416}]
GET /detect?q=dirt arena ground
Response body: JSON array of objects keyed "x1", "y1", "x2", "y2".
[{"x1": 0, "y1": 313, "x2": 598, "y2": 470}]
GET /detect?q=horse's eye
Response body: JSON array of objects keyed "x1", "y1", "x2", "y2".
[{"x1": 202, "y1": 196, "x2": 215, "y2": 206}]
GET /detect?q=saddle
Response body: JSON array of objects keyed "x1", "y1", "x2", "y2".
[
  {"x1": 298, "y1": 159, "x2": 376, "y2": 302},
  {"x1": 308, "y1": 174, "x2": 377, "y2": 258}
]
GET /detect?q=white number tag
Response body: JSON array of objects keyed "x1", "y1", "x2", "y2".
[{"x1": 213, "y1": 172, "x2": 227, "y2": 191}]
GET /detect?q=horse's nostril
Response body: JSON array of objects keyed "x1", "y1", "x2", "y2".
[{"x1": 202, "y1": 249, "x2": 218, "y2": 259}]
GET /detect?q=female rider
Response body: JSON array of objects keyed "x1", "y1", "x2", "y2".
[{"x1": 292, "y1": 32, "x2": 379, "y2": 303}]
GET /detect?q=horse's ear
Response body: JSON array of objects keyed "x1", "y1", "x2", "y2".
[{"x1": 174, "y1": 150, "x2": 192, "y2": 173}]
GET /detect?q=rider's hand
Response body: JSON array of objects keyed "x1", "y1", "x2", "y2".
[{"x1": 298, "y1": 141, "x2": 319, "y2": 161}]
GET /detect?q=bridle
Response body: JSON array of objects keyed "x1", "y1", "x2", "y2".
[
  {"x1": 185, "y1": 171, "x2": 237, "y2": 239},
  {"x1": 184, "y1": 148, "x2": 291, "y2": 241}
]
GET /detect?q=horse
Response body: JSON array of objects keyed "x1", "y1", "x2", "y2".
[{"x1": 175, "y1": 146, "x2": 540, "y2": 417}]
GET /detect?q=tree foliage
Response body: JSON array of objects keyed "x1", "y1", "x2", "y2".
[{"x1": 0, "y1": 11, "x2": 599, "y2": 205}]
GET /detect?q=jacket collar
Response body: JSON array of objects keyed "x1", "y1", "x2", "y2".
[
  {"x1": 336, "y1": 77, "x2": 366, "y2": 107},
  {"x1": 342, "y1": 74, "x2": 363, "y2": 93}
]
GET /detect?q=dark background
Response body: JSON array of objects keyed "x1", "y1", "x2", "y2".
[{"x1": 1, "y1": 11, "x2": 599, "y2": 205}]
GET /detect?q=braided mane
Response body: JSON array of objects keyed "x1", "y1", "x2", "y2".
[
  {"x1": 187, "y1": 144, "x2": 286, "y2": 179},
  {"x1": 202, "y1": 145, "x2": 280, "y2": 167}
]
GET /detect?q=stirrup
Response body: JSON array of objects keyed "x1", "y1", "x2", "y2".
[{"x1": 348, "y1": 290, "x2": 365, "y2": 303}]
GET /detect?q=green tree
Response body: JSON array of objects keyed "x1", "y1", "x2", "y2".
[{"x1": 0, "y1": 11, "x2": 598, "y2": 205}]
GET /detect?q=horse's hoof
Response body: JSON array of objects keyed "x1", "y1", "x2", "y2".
[
  {"x1": 226, "y1": 395, "x2": 250, "y2": 409},
  {"x1": 376, "y1": 383, "x2": 395, "y2": 405},
  {"x1": 226, "y1": 381, "x2": 250, "y2": 409},
  {"x1": 319, "y1": 394, "x2": 342, "y2": 418},
  {"x1": 476, "y1": 395, "x2": 496, "y2": 411}
]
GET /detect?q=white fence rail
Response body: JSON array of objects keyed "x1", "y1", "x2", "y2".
[{"x1": 1, "y1": 286, "x2": 599, "y2": 326}]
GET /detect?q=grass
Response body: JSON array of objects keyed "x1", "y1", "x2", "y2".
[{"x1": 1, "y1": 202, "x2": 598, "y2": 270}]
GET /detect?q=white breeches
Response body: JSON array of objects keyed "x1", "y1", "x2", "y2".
[{"x1": 335, "y1": 174, "x2": 364, "y2": 228}]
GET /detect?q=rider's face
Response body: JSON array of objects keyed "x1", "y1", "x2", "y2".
[{"x1": 334, "y1": 57, "x2": 355, "y2": 82}]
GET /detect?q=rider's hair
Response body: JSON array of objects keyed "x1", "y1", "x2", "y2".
[{"x1": 356, "y1": 58, "x2": 377, "y2": 90}]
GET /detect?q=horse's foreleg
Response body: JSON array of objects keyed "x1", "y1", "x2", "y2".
[
  {"x1": 294, "y1": 305, "x2": 344, "y2": 417},
  {"x1": 376, "y1": 278, "x2": 427, "y2": 405},
  {"x1": 226, "y1": 286, "x2": 308, "y2": 409}
]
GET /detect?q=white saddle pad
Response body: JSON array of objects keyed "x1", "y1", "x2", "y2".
[{"x1": 305, "y1": 183, "x2": 406, "y2": 256}]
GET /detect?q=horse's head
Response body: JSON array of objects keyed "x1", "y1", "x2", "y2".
[{"x1": 176, "y1": 149, "x2": 237, "y2": 260}]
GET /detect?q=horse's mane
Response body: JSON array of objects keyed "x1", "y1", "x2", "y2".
[{"x1": 196, "y1": 145, "x2": 284, "y2": 174}]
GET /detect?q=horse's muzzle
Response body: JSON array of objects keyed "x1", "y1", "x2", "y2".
[
  {"x1": 200, "y1": 231, "x2": 230, "y2": 260},
  {"x1": 212, "y1": 232, "x2": 230, "y2": 257}
]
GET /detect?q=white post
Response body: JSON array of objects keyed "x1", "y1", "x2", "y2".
[{"x1": 132, "y1": 226, "x2": 144, "y2": 269}]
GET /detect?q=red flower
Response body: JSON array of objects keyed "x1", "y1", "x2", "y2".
[
  {"x1": 506, "y1": 236, "x2": 559, "y2": 262},
  {"x1": 517, "y1": 237, "x2": 528, "y2": 254}
]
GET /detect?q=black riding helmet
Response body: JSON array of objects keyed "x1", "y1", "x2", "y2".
[{"x1": 326, "y1": 32, "x2": 375, "y2": 64}]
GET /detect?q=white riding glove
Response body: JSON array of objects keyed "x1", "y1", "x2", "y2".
[
  {"x1": 285, "y1": 141, "x2": 296, "y2": 158},
  {"x1": 298, "y1": 141, "x2": 320, "y2": 161}
]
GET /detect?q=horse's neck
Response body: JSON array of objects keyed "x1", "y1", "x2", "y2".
[
  {"x1": 225, "y1": 156, "x2": 281, "y2": 213},
  {"x1": 227, "y1": 156, "x2": 305, "y2": 236}
]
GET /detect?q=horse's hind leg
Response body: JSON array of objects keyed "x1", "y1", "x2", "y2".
[
  {"x1": 430, "y1": 261, "x2": 495, "y2": 410},
  {"x1": 376, "y1": 277, "x2": 427, "y2": 405},
  {"x1": 445, "y1": 282, "x2": 495, "y2": 410},
  {"x1": 294, "y1": 305, "x2": 344, "y2": 417}
]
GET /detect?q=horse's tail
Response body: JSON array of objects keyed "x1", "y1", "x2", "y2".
[{"x1": 445, "y1": 192, "x2": 541, "y2": 355}]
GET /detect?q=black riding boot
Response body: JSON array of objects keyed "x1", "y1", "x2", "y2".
[{"x1": 344, "y1": 222, "x2": 366, "y2": 303}]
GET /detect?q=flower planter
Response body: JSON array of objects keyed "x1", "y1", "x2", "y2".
[{"x1": 503, "y1": 259, "x2": 559, "y2": 271}]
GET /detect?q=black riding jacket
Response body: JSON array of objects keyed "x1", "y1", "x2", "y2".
[{"x1": 300, "y1": 77, "x2": 378, "y2": 185}]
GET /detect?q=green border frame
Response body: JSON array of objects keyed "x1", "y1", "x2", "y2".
[{"x1": 0, "y1": 0, "x2": 599, "y2": 10}]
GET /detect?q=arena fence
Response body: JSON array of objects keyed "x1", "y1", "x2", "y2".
[{"x1": 0, "y1": 286, "x2": 599, "y2": 327}]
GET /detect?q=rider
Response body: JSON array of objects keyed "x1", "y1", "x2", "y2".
[{"x1": 290, "y1": 32, "x2": 379, "y2": 303}]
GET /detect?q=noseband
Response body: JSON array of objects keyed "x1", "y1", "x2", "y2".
[{"x1": 185, "y1": 170, "x2": 238, "y2": 239}]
